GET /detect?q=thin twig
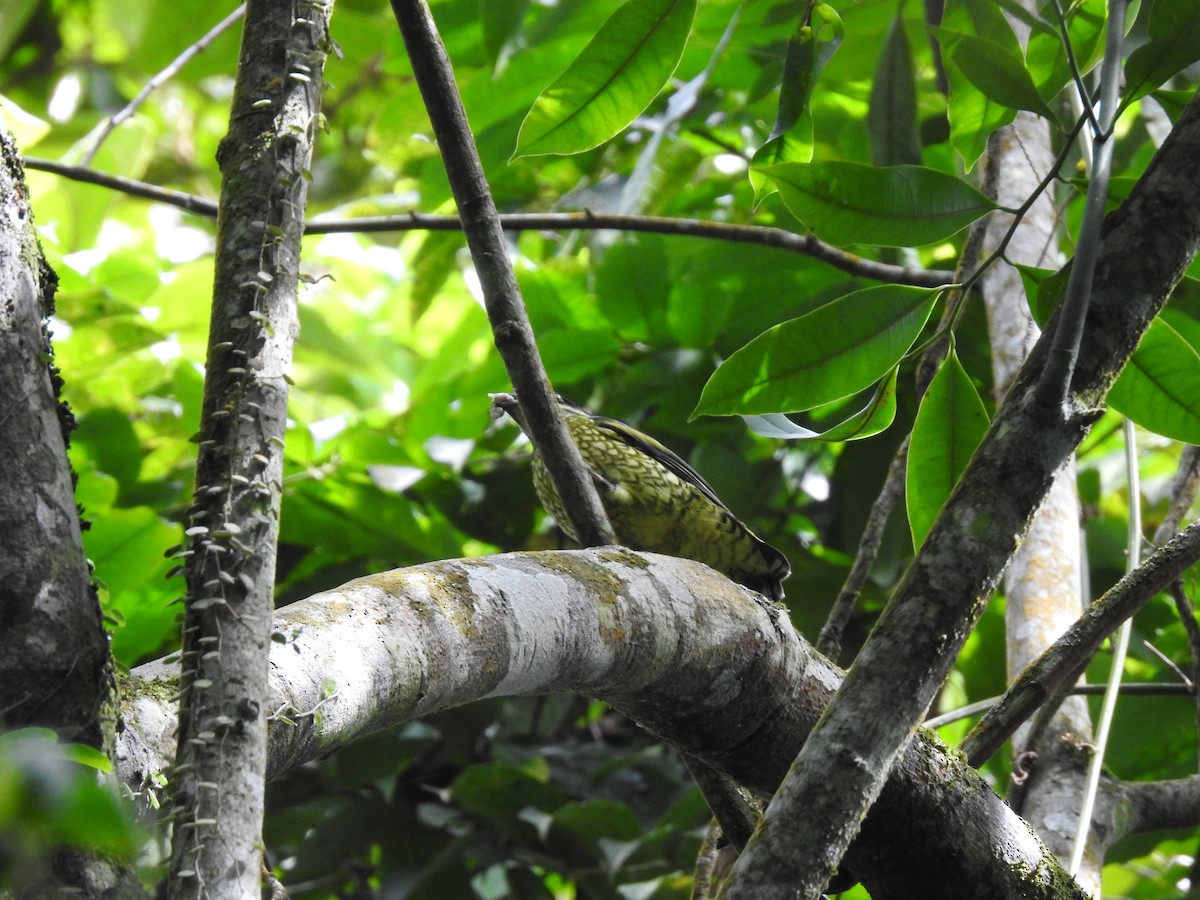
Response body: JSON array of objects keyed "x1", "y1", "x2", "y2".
[
  {"x1": 817, "y1": 433, "x2": 908, "y2": 661},
  {"x1": 961, "y1": 518, "x2": 1200, "y2": 767},
  {"x1": 1168, "y1": 582, "x2": 1200, "y2": 770},
  {"x1": 1069, "y1": 416, "x2": 1139, "y2": 874},
  {"x1": 82, "y1": 5, "x2": 247, "y2": 165},
  {"x1": 1154, "y1": 445, "x2": 1200, "y2": 545},
  {"x1": 925, "y1": 681, "x2": 1195, "y2": 729},
  {"x1": 1035, "y1": 0, "x2": 1127, "y2": 411},
  {"x1": 20, "y1": 157, "x2": 952, "y2": 288}
]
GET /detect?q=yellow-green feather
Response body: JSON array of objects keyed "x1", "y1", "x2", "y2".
[{"x1": 517, "y1": 399, "x2": 790, "y2": 600}]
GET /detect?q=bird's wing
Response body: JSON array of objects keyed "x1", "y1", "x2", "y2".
[{"x1": 587, "y1": 414, "x2": 731, "y2": 512}]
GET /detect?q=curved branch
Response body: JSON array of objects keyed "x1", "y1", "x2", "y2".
[
  {"x1": 119, "y1": 550, "x2": 1079, "y2": 900},
  {"x1": 725, "y1": 88, "x2": 1200, "y2": 898},
  {"x1": 20, "y1": 157, "x2": 952, "y2": 288}
]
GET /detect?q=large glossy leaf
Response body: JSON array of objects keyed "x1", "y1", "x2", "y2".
[
  {"x1": 1108, "y1": 317, "x2": 1200, "y2": 443},
  {"x1": 694, "y1": 285, "x2": 937, "y2": 417},
  {"x1": 759, "y1": 161, "x2": 995, "y2": 247},
  {"x1": 743, "y1": 366, "x2": 899, "y2": 441},
  {"x1": 907, "y1": 350, "x2": 990, "y2": 548},
  {"x1": 936, "y1": 0, "x2": 1022, "y2": 168},
  {"x1": 868, "y1": 14, "x2": 921, "y2": 167},
  {"x1": 945, "y1": 32, "x2": 1056, "y2": 120},
  {"x1": 1124, "y1": 0, "x2": 1200, "y2": 108},
  {"x1": 514, "y1": 0, "x2": 696, "y2": 157}
]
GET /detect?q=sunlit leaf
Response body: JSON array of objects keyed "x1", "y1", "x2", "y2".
[
  {"x1": 1124, "y1": 0, "x2": 1200, "y2": 108},
  {"x1": 759, "y1": 161, "x2": 995, "y2": 247},
  {"x1": 750, "y1": 4, "x2": 843, "y2": 194},
  {"x1": 1025, "y1": 0, "x2": 1106, "y2": 102},
  {"x1": 1108, "y1": 317, "x2": 1200, "y2": 443},
  {"x1": 514, "y1": 0, "x2": 696, "y2": 157},
  {"x1": 946, "y1": 33, "x2": 1056, "y2": 120},
  {"x1": 936, "y1": 0, "x2": 1022, "y2": 167},
  {"x1": 695, "y1": 285, "x2": 937, "y2": 417},
  {"x1": 907, "y1": 349, "x2": 990, "y2": 548},
  {"x1": 744, "y1": 366, "x2": 898, "y2": 441}
]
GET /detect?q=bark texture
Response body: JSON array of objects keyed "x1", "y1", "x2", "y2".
[
  {"x1": 979, "y1": 110, "x2": 1098, "y2": 889},
  {"x1": 122, "y1": 550, "x2": 1080, "y2": 900},
  {"x1": 0, "y1": 133, "x2": 143, "y2": 898},
  {"x1": 725, "y1": 87, "x2": 1200, "y2": 898},
  {"x1": 0, "y1": 136, "x2": 109, "y2": 745},
  {"x1": 166, "y1": 2, "x2": 329, "y2": 896}
]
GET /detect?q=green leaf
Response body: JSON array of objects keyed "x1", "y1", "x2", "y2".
[
  {"x1": 1108, "y1": 317, "x2": 1200, "y2": 443},
  {"x1": 759, "y1": 161, "x2": 995, "y2": 247},
  {"x1": 750, "y1": 4, "x2": 844, "y2": 191},
  {"x1": 946, "y1": 33, "x2": 1057, "y2": 120},
  {"x1": 1150, "y1": 89, "x2": 1197, "y2": 123},
  {"x1": 695, "y1": 285, "x2": 937, "y2": 417},
  {"x1": 482, "y1": 0, "x2": 530, "y2": 70},
  {"x1": 935, "y1": 3, "x2": 1022, "y2": 168},
  {"x1": 1014, "y1": 262, "x2": 1071, "y2": 327},
  {"x1": 513, "y1": 0, "x2": 697, "y2": 157},
  {"x1": 1025, "y1": 0, "x2": 1106, "y2": 103},
  {"x1": 743, "y1": 366, "x2": 899, "y2": 441},
  {"x1": 942, "y1": 0, "x2": 1023, "y2": 56},
  {"x1": 907, "y1": 350, "x2": 990, "y2": 548},
  {"x1": 62, "y1": 743, "x2": 113, "y2": 773},
  {"x1": 1124, "y1": 0, "x2": 1200, "y2": 108},
  {"x1": 868, "y1": 14, "x2": 921, "y2": 167}
]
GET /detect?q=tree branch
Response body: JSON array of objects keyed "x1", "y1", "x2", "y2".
[
  {"x1": 168, "y1": 3, "x2": 329, "y2": 895},
  {"x1": 118, "y1": 550, "x2": 1081, "y2": 900},
  {"x1": 724, "y1": 88, "x2": 1200, "y2": 898},
  {"x1": 962, "y1": 519, "x2": 1200, "y2": 766},
  {"x1": 21, "y1": 157, "x2": 953, "y2": 288},
  {"x1": 1121, "y1": 775, "x2": 1200, "y2": 833},
  {"x1": 389, "y1": 0, "x2": 613, "y2": 548}
]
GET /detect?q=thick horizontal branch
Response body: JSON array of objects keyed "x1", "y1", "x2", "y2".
[
  {"x1": 1120, "y1": 775, "x2": 1200, "y2": 833},
  {"x1": 119, "y1": 550, "x2": 1075, "y2": 900},
  {"x1": 21, "y1": 157, "x2": 951, "y2": 288}
]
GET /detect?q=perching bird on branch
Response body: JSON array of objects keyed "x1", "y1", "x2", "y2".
[{"x1": 490, "y1": 392, "x2": 791, "y2": 600}]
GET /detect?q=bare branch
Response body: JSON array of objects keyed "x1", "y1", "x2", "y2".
[
  {"x1": 81, "y1": 5, "x2": 246, "y2": 165},
  {"x1": 21, "y1": 158, "x2": 953, "y2": 288},
  {"x1": 961, "y1": 519, "x2": 1200, "y2": 766}
]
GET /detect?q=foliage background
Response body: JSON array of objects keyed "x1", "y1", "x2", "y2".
[{"x1": 1, "y1": 0, "x2": 1198, "y2": 896}]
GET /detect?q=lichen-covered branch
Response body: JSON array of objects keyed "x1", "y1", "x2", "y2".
[{"x1": 121, "y1": 550, "x2": 1079, "y2": 900}]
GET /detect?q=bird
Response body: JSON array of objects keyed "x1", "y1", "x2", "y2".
[{"x1": 490, "y1": 392, "x2": 791, "y2": 600}]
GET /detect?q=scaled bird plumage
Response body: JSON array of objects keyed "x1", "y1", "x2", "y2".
[{"x1": 491, "y1": 392, "x2": 791, "y2": 600}]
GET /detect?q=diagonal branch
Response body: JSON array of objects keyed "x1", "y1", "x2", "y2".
[
  {"x1": 961, "y1": 518, "x2": 1200, "y2": 766},
  {"x1": 389, "y1": 0, "x2": 613, "y2": 548},
  {"x1": 724, "y1": 88, "x2": 1200, "y2": 898}
]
